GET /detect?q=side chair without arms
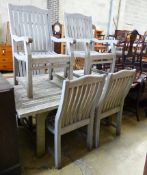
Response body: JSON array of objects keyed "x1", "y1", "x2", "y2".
[
  {"x1": 116, "y1": 30, "x2": 142, "y2": 71},
  {"x1": 8, "y1": 4, "x2": 74, "y2": 98},
  {"x1": 46, "y1": 74, "x2": 106, "y2": 168},
  {"x1": 64, "y1": 13, "x2": 117, "y2": 77},
  {"x1": 123, "y1": 30, "x2": 141, "y2": 68},
  {"x1": 94, "y1": 69, "x2": 136, "y2": 147},
  {"x1": 141, "y1": 31, "x2": 147, "y2": 73},
  {"x1": 125, "y1": 76, "x2": 147, "y2": 121}
]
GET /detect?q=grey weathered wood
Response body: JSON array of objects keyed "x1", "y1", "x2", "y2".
[
  {"x1": 8, "y1": 75, "x2": 62, "y2": 157},
  {"x1": 64, "y1": 13, "x2": 117, "y2": 75},
  {"x1": 8, "y1": 4, "x2": 74, "y2": 98},
  {"x1": 46, "y1": 74, "x2": 106, "y2": 168},
  {"x1": 94, "y1": 69, "x2": 136, "y2": 147},
  {"x1": 36, "y1": 112, "x2": 48, "y2": 157}
]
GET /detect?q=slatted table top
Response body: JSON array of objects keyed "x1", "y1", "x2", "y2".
[{"x1": 8, "y1": 74, "x2": 62, "y2": 118}]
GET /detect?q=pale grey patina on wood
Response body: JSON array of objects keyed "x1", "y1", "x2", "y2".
[
  {"x1": 47, "y1": 74, "x2": 106, "y2": 168},
  {"x1": 8, "y1": 74, "x2": 62, "y2": 157},
  {"x1": 94, "y1": 69, "x2": 136, "y2": 147},
  {"x1": 8, "y1": 4, "x2": 74, "y2": 98},
  {"x1": 64, "y1": 13, "x2": 117, "y2": 76}
]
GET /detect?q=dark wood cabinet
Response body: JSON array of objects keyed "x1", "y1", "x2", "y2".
[
  {"x1": 0, "y1": 76, "x2": 20, "y2": 175},
  {"x1": 0, "y1": 45, "x2": 13, "y2": 71}
]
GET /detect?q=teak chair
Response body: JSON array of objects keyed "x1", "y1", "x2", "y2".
[
  {"x1": 46, "y1": 74, "x2": 106, "y2": 168},
  {"x1": 94, "y1": 69, "x2": 136, "y2": 147},
  {"x1": 64, "y1": 13, "x2": 117, "y2": 76},
  {"x1": 8, "y1": 4, "x2": 74, "y2": 98}
]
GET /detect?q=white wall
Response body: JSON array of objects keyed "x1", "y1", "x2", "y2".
[
  {"x1": 121, "y1": 0, "x2": 147, "y2": 34},
  {"x1": 0, "y1": 0, "x2": 47, "y2": 42},
  {"x1": 59, "y1": 0, "x2": 116, "y2": 34}
]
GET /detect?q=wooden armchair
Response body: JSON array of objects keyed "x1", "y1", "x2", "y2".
[
  {"x1": 94, "y1": 69, "x2": 136, "y2": 147},
  {"x1": 64, "y1": 13, "x2": 117, "y2": 76},
  {"x1": 8, "y1": 4, "x2": 74, "y2": 98},
  {"x1": 46, "y1": 74, "x2": 106, "y2": 168}
]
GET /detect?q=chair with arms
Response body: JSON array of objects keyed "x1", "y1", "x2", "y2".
[
  {"x1": 46, "y1": 74, "x2": 106, "y2": 168},
  {"x1": 64, "y1": 13, "x2": 117, "y2": 76},
  {"x1": 94, "y1": 69, "x2": 136, "y2": 147},
  {"x1": 8, "y1": 4, "x2": 74, "y2": 98}
]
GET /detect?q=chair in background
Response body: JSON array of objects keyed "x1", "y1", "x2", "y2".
[
  {"x1": 115, "y1": 30, "x2": 142, "y2": 72},
  {"x1": 94, "y1": 69, "x2": 136, "y2": 147},
  {"x1": 123, "y1": 30, "x2": 141, "y2": 68},
  {"x1": 46, "y1": 74, "x2": 106, "y2": 168},
  {"x1": 8, "y1": 4, "x2": 74, "y2": 98},
  {"x1": 141, "y1": 31, "x2": 147, "y2": 73},
  {"x1": 125, "y1": 76, "x2": 147, "y2": 121},
  {"x1": 64, "y1": 13, "x2": 117, "y2": 77},
  {"x1": 115, "y1": 30, "x2": 129, "y2": 70}
]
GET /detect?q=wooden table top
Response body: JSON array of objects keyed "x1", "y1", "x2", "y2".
[{"x1": 8, "y1": 74, "x2": 62, "y2": 118}]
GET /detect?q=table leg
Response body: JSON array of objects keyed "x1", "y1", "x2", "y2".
[{"x1": 36, "y1": 112, "x2": 48, "y2": 157}]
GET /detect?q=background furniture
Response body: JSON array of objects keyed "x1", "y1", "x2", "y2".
[
  {"x1": 0, "y1": 44, "x2": 13, "y2": 71},
  {"x1": 0, "y1": 75, "x2": 20, "y2": 175},
  {"x1": 52, "y1": 21, "x2": 62, "y2": 54},
  {"x1": 115, "y1": 30, "x2": 143, "y2": 72},
  {"x1": 95, "y1": 69, "x2": 136, "y2": 147},
  {"x1": 8, "y1": 4, "x2": 73, "y2": 98},
  {"x1": 93, "y1": 29, "x2": 106, "y2": 53},
  {"x1": 46, "y1": 75, "x2": 106, "y2": 168},
  {"x1": 125, "y1": 76, "x2": 147, "y2": 121}
]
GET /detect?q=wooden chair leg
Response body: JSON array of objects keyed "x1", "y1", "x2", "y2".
[
  {"x1": 55, "y1": 132, "x2": 61, "y2": 169},
  {"x1": 69, "y1": 60, "x2": 73, "y2": 80},
  {"x1": 116, "y1": 108, "x2": 123, "y2": 136},
  {"x1": 87, "y1": 121, "x2": 93, "y2": 150},
  {"x1": 136, "y1": 102, "x2": 140, "y2": 121},
  {"x1": 26, "y1": 60, "x2": 33, "y2": 98},
  {"x1": 95, "y1": 118, "x2": 100, "y2": 148},
  {"x1": 14, "y1": 58, "x2": 18, "y2": 85},
  {"x1": 64, "y1": 67, "x2": 68, "y2": 78},
  {"x1": 49, "y1": 64, "x2": 53, "y2": 80}
]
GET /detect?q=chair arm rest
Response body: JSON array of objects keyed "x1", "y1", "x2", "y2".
[
  {"x1": 91, "y1": 38, "x2": 118, "y2": 45},
  {"x1": 75, "y1": 38, "x2": 92, "y2": 44},
  {"x1": 12, "y1": 35, "x2": 33, "y2": 43},
  {"x1": 51, "y1": 36, "x2": 75, "y2": 44}
]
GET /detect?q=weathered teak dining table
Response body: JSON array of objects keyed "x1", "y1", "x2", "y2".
[{"x1": 8, "y1": 74, "x2": 62, "y2": 157}]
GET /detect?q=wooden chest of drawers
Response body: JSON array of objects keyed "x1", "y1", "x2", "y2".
[{"x1": 0, "y1": 44, "x2": 13, "y2": 71}]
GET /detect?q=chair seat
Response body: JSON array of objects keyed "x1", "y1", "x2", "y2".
[
  {"x1": 73, "y1": 51, "x2": 114, "y2": 59},
  {"x1": 14, "y1": 51, "x2": 70, "y2": 63}
]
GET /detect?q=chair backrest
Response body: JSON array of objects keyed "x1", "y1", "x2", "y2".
[
  {"x1": 64, "y1": 13, "x2": 93, "y2": 52},
  {"x1": 123, "y1": 30, "x2": 141, "y2": 56},
  {"x1": 99, "y1": 69, "x2": 136, "y2": 114},
  {"x1": 56, "y1": 75, "x2": 106, "y2": 129},
  {"x1": 8, "y1": 4, "x2": 53, "y2": 52},
  {"x1": 115, "y1": 30, "x2": 129, "y2": 42}
]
